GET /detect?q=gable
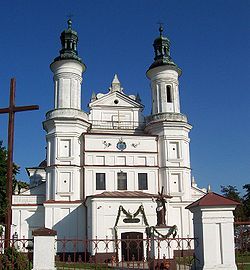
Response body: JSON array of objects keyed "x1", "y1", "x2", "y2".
[{"x1": 89, "y1": 91, "x2": 143, "y2": 109}]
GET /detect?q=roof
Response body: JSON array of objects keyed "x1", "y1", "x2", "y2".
[
  {"x1": 88, "y1": 191, "x2": 172, "y2": 199},
  {"x1": 186, "y1": 192, "x2": 241, "y2": 209},
  {"x1": 32, "y1": 227, "x2": 57, "y2": 236},
  {"x1": 38, "y1": 159, "x2": 47, "y2": 167}
]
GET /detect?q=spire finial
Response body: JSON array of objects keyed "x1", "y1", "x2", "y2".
[
  {"x1": 207, "y1": 184, "x2": 212, "y2": 193},
  {"x1": 157, "y1": 22, "x2": 164, "y2": 37},
  {"x1": 67, "y1": 19, "x2": 72, "y2": 29},
  {"x1": 109, "y1": 74, "x2": 123, "y2": 92}
]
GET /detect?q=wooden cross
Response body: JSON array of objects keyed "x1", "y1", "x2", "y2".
[{"x1": 0, "y1": 78, "x2": 39, "y2": 247}]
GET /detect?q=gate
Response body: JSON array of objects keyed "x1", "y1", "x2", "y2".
[
  {"x1": 121, "y1": 232, "x2": 144, "y2": 261},
  {"x1": 55, "y1": 236, "x2": 197, "y2": 269}
]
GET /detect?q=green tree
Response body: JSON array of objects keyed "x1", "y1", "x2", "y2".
[
  {"x1": 0, "y1": 141, "x2": 20, "y2": 223},
  {"x1": 220, "y1": 185, "x2": 246, "y2": 221},
  {"x1": 243, "y1": 184, "x2": 250, "y2": 220}
]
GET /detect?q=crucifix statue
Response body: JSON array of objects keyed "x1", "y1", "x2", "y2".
[
  {"x1": 154, "y1": 186, "x2": 167, "y2": 227},
  {"x1": 0, "y1": 78, "x2": 39, "y2": 247}
]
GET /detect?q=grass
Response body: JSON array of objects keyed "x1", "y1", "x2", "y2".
[
  {"x1": 236, "y1": 252, "x2": 250, "y2": 262},
  {"x1": 235, "y1": 251, "x2": 250, "y2": 270},
  {"x1": 237, "y1": 264, "x2": 250, "y2": 270},
  {"x1": 56, "y1": 261, "x2": 112, "y2": 270}
]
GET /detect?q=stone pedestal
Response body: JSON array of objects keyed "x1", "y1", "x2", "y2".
[
  {"x1": 150, "y1": 227, "x2": 174, "y2": 259},
  {"x1": 149, "y1": 227, "x2": 177, "y2": 270},
  {"x1": 32, "y1": 227, "x2": 57, "y2": 270},
  {"x1": 187, "y1": 192, "x2": 239, "y2": 270}
]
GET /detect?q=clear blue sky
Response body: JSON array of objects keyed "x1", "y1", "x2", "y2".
[{"x1": 0, "y1": 0, "x2": 249, "y2": 194}]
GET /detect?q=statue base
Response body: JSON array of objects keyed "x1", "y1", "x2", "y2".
[
  {"x1": 149, "y1": 227, "x2": 176, "y2": 270},
  {"x1": 148, "y1": 258, "x2": 176, "y2": 270}
]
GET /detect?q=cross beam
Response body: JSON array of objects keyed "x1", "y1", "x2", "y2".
[{"x1": 0, "y1": 78, "x2": 39, "y2": 247}]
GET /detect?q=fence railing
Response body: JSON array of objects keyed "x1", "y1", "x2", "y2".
[
  {"x1": 0, "y1": 238, "x2": 33, "y2": 270},
  {"x1": 55, "y1": 237, "x2": 197, "y2": 270},
  {"x1": 0, "y1": 236, "x2": 198, "y2": 269},
  {"x1": 89, "y1": 120, "x2": 146, "y2": 130},
  {"x1": 234, "y1": 221, "x2": 250, "y2": 270}
]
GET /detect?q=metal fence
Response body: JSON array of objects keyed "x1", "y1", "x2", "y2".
[
  {"x1": 0, "y1": 238, "x2": 33, "y2": 270},
  {"x1": 55, "y1": 237, "x2": 197, "y2": 270},
  {"x1": 235, "y1": 221, "x2": 250, "y2": 270}
]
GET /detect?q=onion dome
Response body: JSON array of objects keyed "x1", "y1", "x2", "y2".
[
  {"x1": 147, "y1": 26, "x2": 181, "y2": 75},
  {"x1": 53, "y1": 19, "x2": 84, "y2": 66}
]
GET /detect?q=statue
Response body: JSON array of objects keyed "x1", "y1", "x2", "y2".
[{"x1": 154, "y1": 187, "x2": 167, "y2": 227}]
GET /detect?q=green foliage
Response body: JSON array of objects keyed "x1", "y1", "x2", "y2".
[
  {"x1": 0, "y1": 141, "x2": 20, "y2": 223},
  {"x1": 221, "y1": 185, "x2": 241, "y2": 201},
  {"x1": 0, "y1": 225, "x2": 4, "y2": 237},
  {"x1": 243, "y1": 184, "x2": 250, "y2": 220},
  {"x1": 0, "y1": 247, "x2": 30, "y2": 270},
  {"x1": 0, "y1": 141, "x2": 9, "y2": 223},
  {"x1": 16, "y1": 181, "x2": 29, "y2": 192},
  {"x1": 221, "y1": 185, "x2": 247, "y2": 221}
]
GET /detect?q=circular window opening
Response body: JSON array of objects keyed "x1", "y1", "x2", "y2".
[{"x1": 114, "y1": 99, "x2": 119, "y2": 104}]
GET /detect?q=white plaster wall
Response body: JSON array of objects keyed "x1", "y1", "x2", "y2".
[
  {"x1": 86, "y1": 198, "x2": 157, "y2": 240},
  {"x1": 44, "y1": 203, "x2": 85, "y2": 240},
  {"x1": 84, "y1": 134, "x2": 157, "y2": 152},
  {"x1": 50, "y1": 60, "x2": 84, "y2": 110},
  {"x1": 12, "y1": 206, "x2": 45, "y2": 239},
  {"x1": 85, "y1": 197, "x2": 194, "y2": 257},
  {"x1": 33, "y1": 235, "x2": 56, "y2": 270},
  {"x1": 85, "y1": 168, "x2": 158, "y2": 196},
  {"x1": 88, "y1": 91, "x2": 144, "y2": 128},
  {"x1": 191, "y1": 206, "x2": 237, "y2": 270},
  {"x1": 44, "y1": 115, "x2": 89, "y2": 201},
  {"x1": 84, "y1": 134, "x2": 159, "y2": 196},
  {"x1": 147, "y1": 67, "x2": 180, "y2": 114},
  {"x1": 145, "y1": 113, "x2": 193, "y2": 200},
  {"x1": 168, "y1": 203, "x2": 193, "y2": 238},
  {"x1": 46, "y1": 166, "x2": 83, "y2": 201}
]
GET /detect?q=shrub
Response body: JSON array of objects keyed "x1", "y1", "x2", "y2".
[{"x1": 0, "y1": 247, "x2": 30, "y2": 270}]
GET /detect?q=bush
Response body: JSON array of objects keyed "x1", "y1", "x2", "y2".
[{"x1": 0, "y1": 247, "x2": 30, "y2": 270}]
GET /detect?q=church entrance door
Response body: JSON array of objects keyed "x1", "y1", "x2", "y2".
[{"x1": 121, "y1": 232, "x2": 143, "y2": 261}]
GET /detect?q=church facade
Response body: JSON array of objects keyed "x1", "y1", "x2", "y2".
[{"x1": 12, "y1": 21, "x2": 205, "y2": 244}]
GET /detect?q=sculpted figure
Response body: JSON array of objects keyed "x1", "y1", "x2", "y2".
[{"x1": 155, "y1": 187, "x2": 167, "y2": 226}]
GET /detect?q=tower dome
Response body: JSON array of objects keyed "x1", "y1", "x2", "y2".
[
  {"x1": 147, "y1": 26, "x2": 181, "y2": 76},
  {"x1": 53, "y1": 19, "x2": 85, "y2": 67},
  {"x1": 49, "y1": 19, "x2": 87, "y2": 110}
]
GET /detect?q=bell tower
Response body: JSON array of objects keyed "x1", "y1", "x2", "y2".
[
  {"x1": 145, "y1": 26, "x2": 192, "y2": 201},
  {"x1": 51, "y1": 19, "x2": 85, "y2": 110},
  {"x1": 146, "y1": 26, "x2": 182, "y2": 115},
  {"x1": 43, "y1": 20, "x2": 90, "y2": 208}
]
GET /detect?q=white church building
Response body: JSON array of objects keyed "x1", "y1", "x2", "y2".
[{"x1": 12, "y1": 20, "x2": 206, "y2": 244}]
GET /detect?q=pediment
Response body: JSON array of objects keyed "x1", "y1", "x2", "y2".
[{"x1": 89, "y1": 91, "x2": 143, "y2": 109}]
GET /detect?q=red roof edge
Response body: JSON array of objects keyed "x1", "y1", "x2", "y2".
[
  {"x1": 32, "y1": 227, "x2": 57, "y2": 236},
  {"x1": 186, "y1": 192, "x2": 241, "y2": 209},
  {"x1": 43, "y1": 200, "x2": 83, "y2": 204}
]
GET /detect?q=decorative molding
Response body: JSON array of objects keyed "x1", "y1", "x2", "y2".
[
  {"x1": 131, "y1": 142, "x2": 140, "y2": 148},
  {"x1": 147, "y1": 112, "x2": 187, "y2": 123},
  {"x1": 114, "y1": 205, "x2": 149, "y2": 240},
  {"x1": 103, "y1": 141, "x2": 111, "y2": 148},
  {"x1": 116, "y1": 138, "x2": 126, "y2": 151},
  {"x1": 147, "y1": 225, "x2": 178, "y2": 239}
]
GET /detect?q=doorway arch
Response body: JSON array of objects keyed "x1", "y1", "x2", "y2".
[{"x1": 121, "y1": 232, "x2": 143, "y2": 261}]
